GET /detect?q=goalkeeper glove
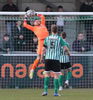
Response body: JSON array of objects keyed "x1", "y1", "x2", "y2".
[
  {"x1": 30, "y1": 69, "x2": 34, "y2": 79},
  {"x1": 26, "y1": 9, "x2": 36, "y2": 17}
]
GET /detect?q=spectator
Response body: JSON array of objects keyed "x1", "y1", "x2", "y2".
[
  {"x1": 56, "y1": 5, "x2": 64, "y2": 34},
  {"x1": 45, "y1": 5, "x2": 53, "y2": 12},
  {"x1": 13, "y1": 21, "x2": 26, "y2": 51},
  {"x1": 57, "y1": 5, "x2": 64, "y2": 12},
  {"x1": 2, "y1": 34, "x2": 13, "y2": 53},
  {"x1": 45, "y1": 5, "x2": 55, "y2": 33},
  {"x1": 2, "y1": 0, "x2": 19, "y2": 37},
  {"x1": 80, "y1": 0, "x2": 93, "y2": 12},
  {"x1": 72, "y1": 33, "x2": 91, "y2": 52},
  {"x1": 2, "y1": 0, "x2": 19, "y2": 11},
  {"x1": 80, "y1": 0, "x2": 93, "y2": 45}
]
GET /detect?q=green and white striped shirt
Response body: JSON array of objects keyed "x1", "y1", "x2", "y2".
[
  {"x1": 44, "y1": 34, "x2": 66, "y2": 60},
  {"x1": 60, "y1": 40, "x2": 70, "y2": 63}
]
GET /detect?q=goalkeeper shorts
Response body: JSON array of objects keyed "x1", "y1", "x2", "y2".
[{"x1": 37, "y1": 39, "x2": 44, "y2": 55}]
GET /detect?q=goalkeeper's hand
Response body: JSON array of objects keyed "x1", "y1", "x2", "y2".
[
  {"x1": 30, "y1": 69, "x2": 34, "y2": 79},
  {"x1": 30, "y1": 10, "x2": 36, "y2": 16}
]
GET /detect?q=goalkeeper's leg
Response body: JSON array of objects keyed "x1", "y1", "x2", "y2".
[
  {"x1": 30, "y1": 40, "x2": 44, "y2": 79},
  {"x1": 30, "y1": 55, "x2": 40, "y2": 79}
]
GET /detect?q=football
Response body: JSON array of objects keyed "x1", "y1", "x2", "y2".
[{"x1": 26, "y1": 10, "x2": 35, "y2": 17}]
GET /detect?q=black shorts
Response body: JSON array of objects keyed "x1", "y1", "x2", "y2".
[
  {"x1": 45, "y1": 59, "x2": 61, "y2": 72},
  {"x1": 60, "y1": 62, "x2": 71, "y2": 70}
]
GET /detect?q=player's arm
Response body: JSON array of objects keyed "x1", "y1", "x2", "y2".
[
  {"x1": 60, "y1": 37, "x2": 70, "y2": 56},
  {"x1": 36, "y1": 13, "x2": 45, "y2": 25},
  {"x1": 23, "y1": 18, "x2": 34, "y2": 32},
  {"x1": 40, "y1": 38, "x2": 47, "y2": 63},
  {"x1": 40, "y1": 46, "x2": 46, "y2": 63},
  {"x1": 64, "y1": 46, "x2": 70, "y2": 56}
]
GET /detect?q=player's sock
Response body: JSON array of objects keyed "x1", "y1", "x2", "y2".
[
  {"x1": 44, "y1": 77, "x2": 50, "y2": 92},
  {"x1": 66, "y1": 71, "x2": 72, "y2": 81},
  {"x1": 58, "y1": 75, "x2": 63, "y2": 87},
  {"x1": 54, "y1": 79, "x2": 59, "y2": 94},
  {"x1": 32, "y1": 59, "x2": 39, "y2": 70}
]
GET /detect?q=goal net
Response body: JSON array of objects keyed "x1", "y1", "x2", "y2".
[{"x1": 0, "y1": 12, "x2": 93, "y2": 89}]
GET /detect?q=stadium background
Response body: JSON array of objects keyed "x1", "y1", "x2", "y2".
[
  {"x1": 0, "y1": 0, "x2": 93, "y2": 100},
  {"x1": 0, "y1": 0, "x2": 93, "y2": 88},
  {"x1": 0, "y1": 0, "x2": 83, "y2": 12}
]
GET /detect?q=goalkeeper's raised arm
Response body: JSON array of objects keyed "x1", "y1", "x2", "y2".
[
  {"x1": 36, "y1": 13, "x2": 45, "y2": 25},
  {"x1": 23, "y1": 10, "x2": 48, "y2": 40},
  {"x1": 23, "y1": 10, "x2": 49, "y2": 79}
]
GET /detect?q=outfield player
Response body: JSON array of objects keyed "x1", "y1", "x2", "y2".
[
  {"x1": 59, "y1": 32, "x2": 72, "y2": 91},
  {"x1": 40, "y1": 25, "x2": 70, "y2": 96},
  {"x1": 23, "y1": 11, "x2": 49, "y2": 79}
]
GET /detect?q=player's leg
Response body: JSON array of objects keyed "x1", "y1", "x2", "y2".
[
  {"x1": 30, "y1": 55, "x2": 40, "y2": 79},
  {"x1": 54, "y1": 72, "x2": 60, "y2": 96},
  {"x1": 32, "y1": 55, "x2": 40, "y2": 70},
  {"x1": 42, "y1": 71, "x2": 50, "y2": 96},
  {"x1": 42, "y1": 60, "x2": 51, "y2": 96},
  {"x1": 58, "y1": 70, "x2": 64, "y2": 91},
  {"x1": 65, "y1": 62, "x2": 72, "y2": 88},
  {"x1": 65, "y1": 68, "x2": 72, "y2": 87},
  {"x1": 53, "y1": 60, "x2": 61, "y2": 96},
  {"x1": 58, "y1": 63, "x2": 64, "y2": 91},
  {"x1": 30, "y1": 40, "x2": 44, "y2": 79}
]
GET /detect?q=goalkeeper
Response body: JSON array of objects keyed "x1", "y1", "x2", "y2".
[
  {"x1": 23, "y1": 10, "x2": 49, "y2": 79},
  {"x1": 59, "y1": 32, "x2": 72, "y2": 91}
]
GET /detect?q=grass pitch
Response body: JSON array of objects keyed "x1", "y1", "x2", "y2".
[{"x1": 0, "y1": 89, "x2": 93, "y2": 100}]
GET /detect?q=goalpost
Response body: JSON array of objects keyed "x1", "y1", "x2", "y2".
[{"x1": 0, "y1": 12, "x2": 93, "y2": 89}]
